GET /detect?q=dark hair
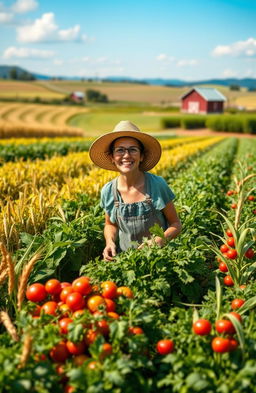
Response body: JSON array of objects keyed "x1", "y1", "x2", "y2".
[{"x1": 108, "y1": 137, "x2": 144, "y2": 155}]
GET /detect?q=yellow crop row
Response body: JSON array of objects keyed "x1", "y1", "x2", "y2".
[
  {"x1": 0, "y1": 137, "x2": 224, "y2": 248},
  {"x1": 0, "y1": 136, "x2": 92, "y2": 145},
  {"x1": 0, "y1": 151, "x2": 93, "y2": 201}
]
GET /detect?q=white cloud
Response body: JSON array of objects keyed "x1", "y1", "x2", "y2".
[
  {"x1": 16, "y1": 12, "x2": 85, "y2": 43},
  {"x1": 12, "y1": 0, "x2": 38, "y2": 13},
  {"x1": 58, "y1": 25, "x2": 80, "y2": 41},
  {"x1": 212, "y1": 37, "x2": 256, "y2": 57},
  {"x1": 176, "y1": 59, "x2": 198, "y2": 67},
  {"x1": 3, "y1": 46, "x2": 54, "y2": 59},
  {"x1": 53, "y1": 59, "x2": 63, "y2": 66},
  {"x1": 156, "y1": 54, "x2": 175, "y2": 63},
  {"x1": 222, "y1": 69, "x2": 238, "y2": 78},
  {"x1": 0, "y1": 12, "x2": 13, "y2": 22}
]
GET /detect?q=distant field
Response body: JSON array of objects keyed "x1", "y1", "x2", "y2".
[
  {"x1": 0, "y1": 80, "x2": 255, "y2": 109},
  {"x1": 0, "y1": 80, "x2": 65, "y2": 99},
  {"x1": 44, "y1": 80, "x2": 254, "y2": 107},
  {"x1": 235, "y1": 95, "x2": 256, "y2": 110}
]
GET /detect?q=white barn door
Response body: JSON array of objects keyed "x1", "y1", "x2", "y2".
[{"x1": 188, "y1": 101, "x2": 199, "y2": 113}]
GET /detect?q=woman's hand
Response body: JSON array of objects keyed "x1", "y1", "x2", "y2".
[
  {"x1": 138, "y1": 236, "x2": 166, "y2": 249},
  {"x1": 103, "y1": 242, "x2": 117, "y2": 261}
]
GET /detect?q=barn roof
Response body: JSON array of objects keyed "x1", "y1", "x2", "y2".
[
  {"x1": 181, "y1": 87, "x2": 226, "y2": 102},
  {"x1": 72, "y1": 91, "x2": 85, "y2": 98}
]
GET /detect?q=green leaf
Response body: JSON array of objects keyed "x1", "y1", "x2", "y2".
[{"x1": 149, "y1": 223, "x2": 165, "y2": 238}]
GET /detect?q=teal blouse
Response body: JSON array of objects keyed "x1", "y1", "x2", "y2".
[{"x1": 100, "y1": 172, "x2": 175, "y2": 226}]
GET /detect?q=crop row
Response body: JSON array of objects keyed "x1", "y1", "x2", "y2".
[
  {"x1": 0, "y1": 135, "x2": 210, "y2": 163},
  {"x1": 0, "y1": 137, "x2": 223, "y2": 249}
]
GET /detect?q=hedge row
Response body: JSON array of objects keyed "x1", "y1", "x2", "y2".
[
  {"x1": 161, "y1": 115, "x2": 256, "y2": 134},
  {"x1": 161, "y1": 116, "x2": 207, "y2": 130}
]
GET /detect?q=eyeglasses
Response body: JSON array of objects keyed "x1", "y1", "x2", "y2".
[{"x1": 113, "y1": 146, "x2": 141, "y2": 156}]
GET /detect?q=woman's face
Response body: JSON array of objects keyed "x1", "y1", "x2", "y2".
[{"x1": 111, "y1": 137, "x2": 144, "y2": 173}]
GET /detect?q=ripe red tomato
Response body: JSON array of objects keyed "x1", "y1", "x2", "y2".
[
  {"x1": 107, "y1": 312, "x2": 120, "y2": 319},
  {"x1": 211, "y1": 337, "x2": 230, "y2": 353},
  {"x1": 227, "y1": 237, "x2": 235, "y2": 248},
  {"x1": 72, "y1": 276, "x2": 92, "y2": 296},
  {"x1": 231, "y1": 203, "x2": 237, "y2": 209},
  {"x1": 41, "y1": 301, "x2": 58, "y2": 316},
  {"x1": 59, "y1": 317, "x2": 73, "y2": 334},
  {"x1": 227, "y1": 249, "x2": 238, "y2": 259},
  {"x1": 223, "y1": 275, "x2": 234, "y2": 286},
  {"x1": 193, "y1": 319, "x2": 212, "y2": 336},
  {"x1": 226, "y1": 190, "x2": 234, "y2": 196},
  {"x1": 229, "y1": 338, "x2": 238, "y2": 351},
  {"x1": 116, "y1": 286, "x2": 134, "y2": 298},
  {"x1": 60, "y1": 286, "x2": 74, "y2": 302},
  {"x1": 128, "y1": 326, "x2": 144, "y2": 335},
  {"x1": 215, "y1": 319, "x2": 235, "y2": 335},
  {"x1": 61, "y1": 282, "x2": 71, "y2": 289},
  {"x1": 100, "y1": 343, "x2": 112, "y2": 360},
  {"x1": 96, "y1": 319, "x2": 109, "y2": 336},
  {"x1": 87, "y1": 295, "x2": 105, "y2": 312},
  {"x1": 156, "y1": 339, "x2": 174, "y2": 355},
  {"x1": 50, "y1": 341, "x2": 70, "y2": 363},
  {"x1": 45, "y1": 279, "x2": 61, "y2": 295},
  {"x1": 84, "y1": 329, "x2": 100, "y2": 346},
  {"x1": 226, "y1": 229, "x2": 233, "y2": 237},
  {"x1": 220, "y1": 244, "x2": 229, "y2": 254},
  {"x1": 66, "y1": 292, "x2": 85, "y2": 311},
  {"x1": 229, "y1": 311, "x2": 242, "y2": 323},
  {"x1": 101, "y1": 281, "x2": 117, "y2": 299},
  {"x1": 66, "y1": 340, "x2": 86, "y2": 355},
  {"x1": 248, "y1": 195, "x2": 255, "y2": 201},
  {"x1": 245, "y1": 248, "x2": 255, "y2": 259},
  {"x1": 26, "y1": 283, "x2": 47, "y2": 303},
  {"x1": 105, "y1": 298, "x2": 116, "y2": 312},
  {"x1": 231, "y1": 298, "x2": 245, "y2": 310},
  {"x1": 219, "y1": 262, "x2": 228, "y2": 273}
]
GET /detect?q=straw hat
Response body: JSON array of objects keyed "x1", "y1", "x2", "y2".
[{"x1": 89, "y1": 120, "x2": 162, "y2": 172}]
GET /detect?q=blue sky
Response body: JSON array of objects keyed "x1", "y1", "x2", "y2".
[{"x1": 0, "y1": 0, "x2": 256, "y2": 80}]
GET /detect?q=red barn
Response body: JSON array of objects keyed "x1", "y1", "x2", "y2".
[{"x1": 181, "y1": 87, "x2": 226, "y2": 114}]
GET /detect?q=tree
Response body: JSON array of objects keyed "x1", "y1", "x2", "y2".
[
  {"x1": 85, "y1": 89, "x2": 108, "y2": 103},
  {"x1": 9, "y1": 68, "x2": 18, "y2": 80}
]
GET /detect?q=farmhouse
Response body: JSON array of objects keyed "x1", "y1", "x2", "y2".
[
  {"x1": 70, "y1": 91, "x2": 85, "y2": 103},
  {"x1": 181, "y1": 87, "x2": 226, "y2": 114}
]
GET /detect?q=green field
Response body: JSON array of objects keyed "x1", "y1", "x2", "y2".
[{"x1": 69, "y1": 111, "x2": 167, "y2": 135}]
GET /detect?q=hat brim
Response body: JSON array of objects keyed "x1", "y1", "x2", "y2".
[{"x1": 89, "y1": 130, "x2": 162, "y2": 172}]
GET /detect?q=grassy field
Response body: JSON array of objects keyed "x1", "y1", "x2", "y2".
[{"x1": 69, "y1": 111, "x2": 166, "y2": 135}]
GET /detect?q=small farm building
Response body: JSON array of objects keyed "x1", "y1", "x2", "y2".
[
  {"x1": 70, "y1": 91, "x2": 85, "y2": 103},
  {"x1": 181, "y1": 87, "x2": 226, "y2": 114}
]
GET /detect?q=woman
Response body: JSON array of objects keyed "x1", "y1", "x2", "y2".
[{"x1": 89, "y1": 120, "x2": 182, "y2": 261}]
